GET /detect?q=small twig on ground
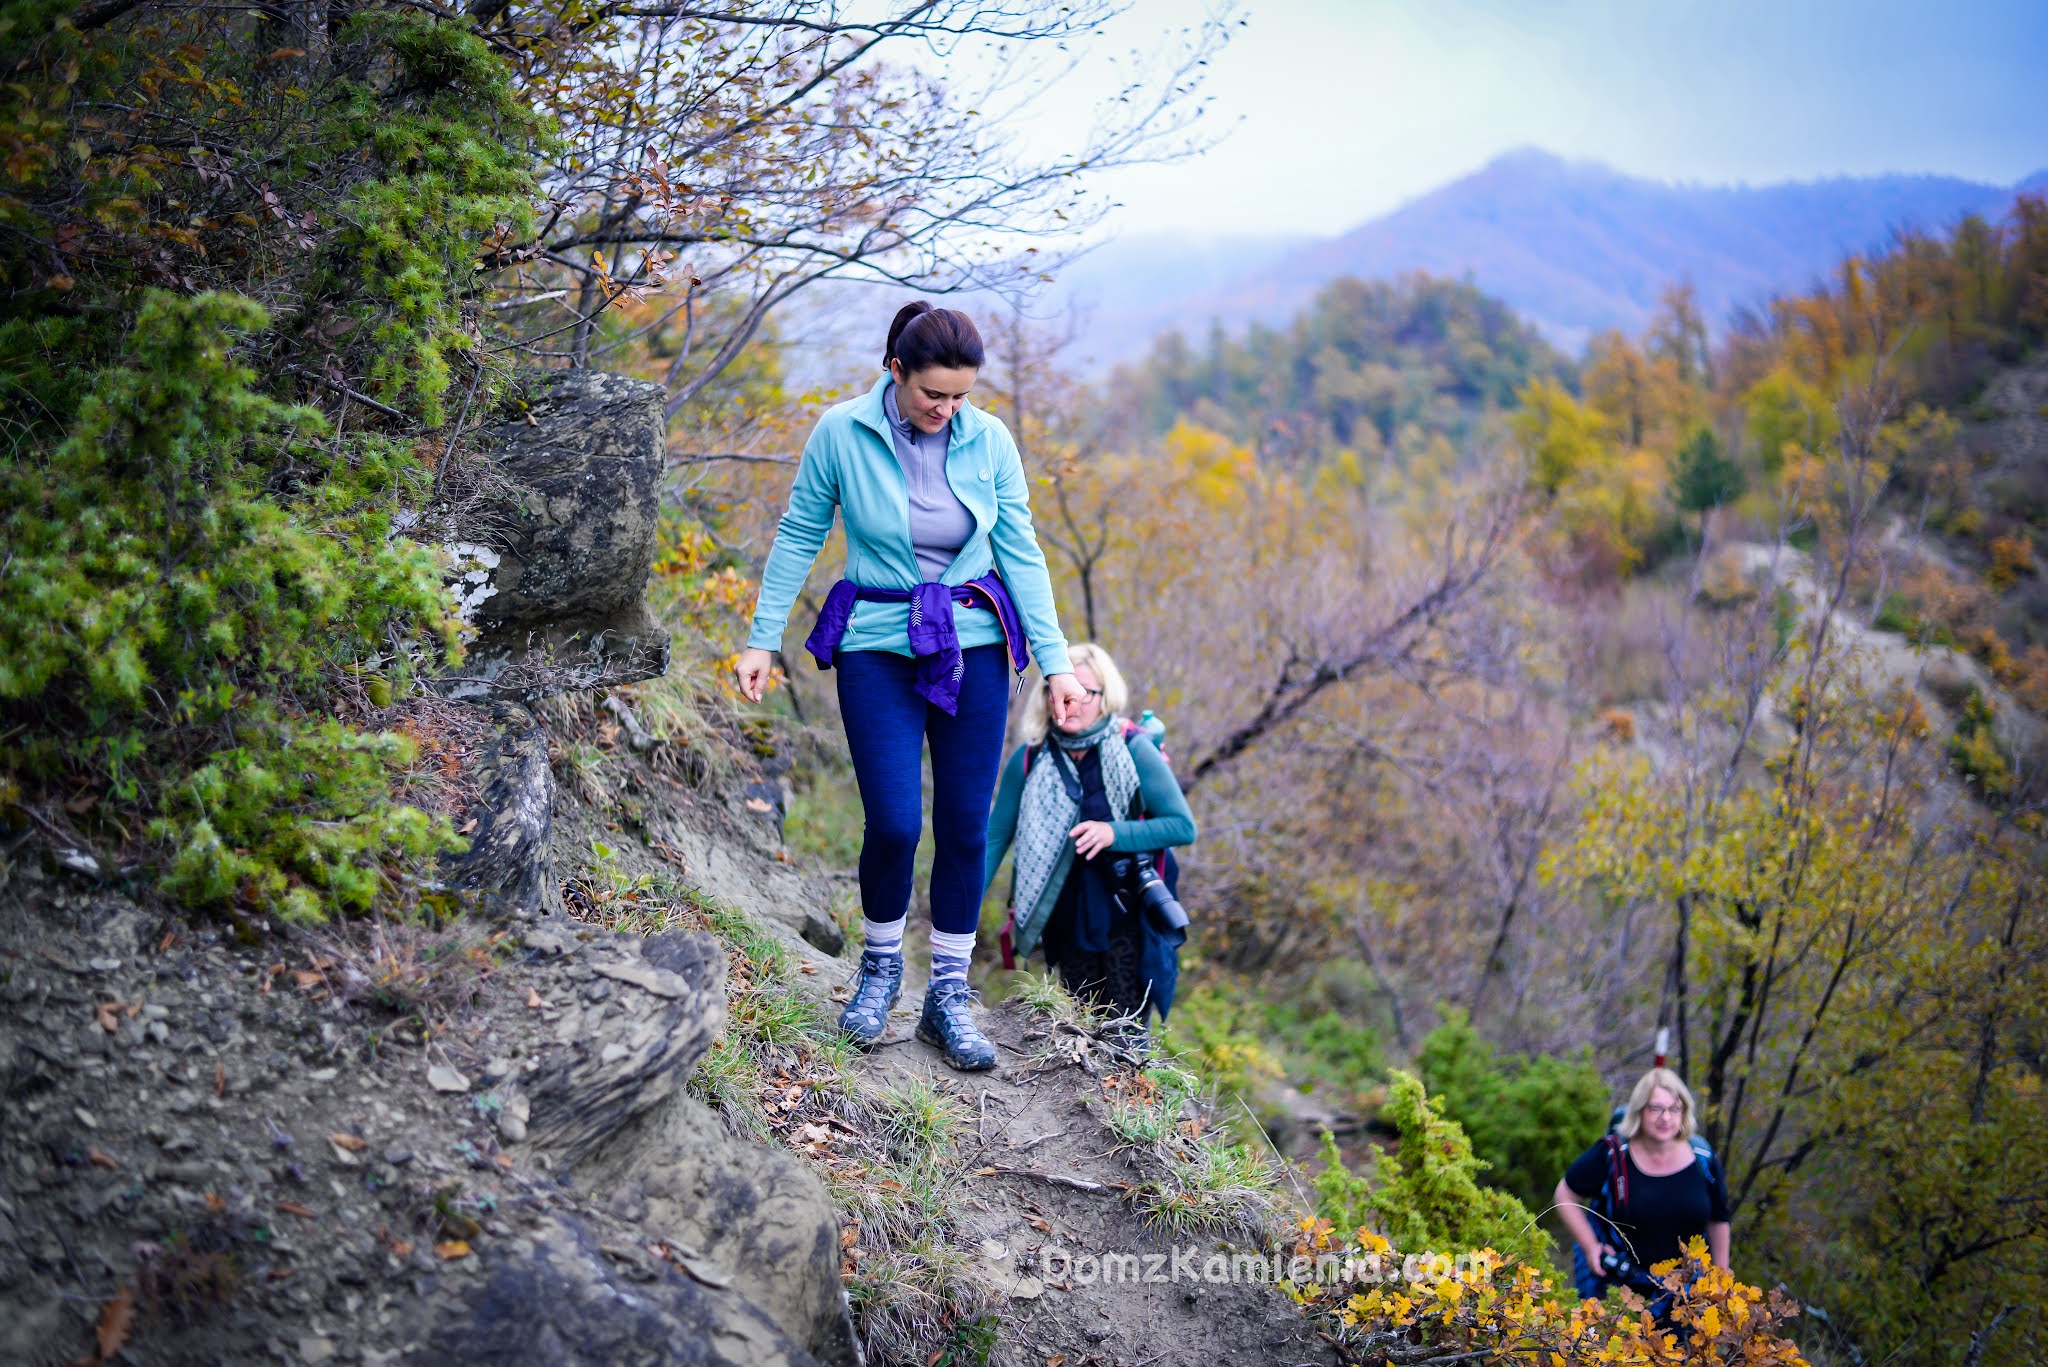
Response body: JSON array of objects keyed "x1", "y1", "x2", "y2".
[
  {"x1": 45, "y1": 1215, "x2": 88, "y2": 1290},
  {"x1": 977, "y1": 1166, "x2": 1112, "y2": 1193}
]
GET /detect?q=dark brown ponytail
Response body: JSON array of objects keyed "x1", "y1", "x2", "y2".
[{"x1": 884, "y1": 302, "x2": 985, "y2": 374}]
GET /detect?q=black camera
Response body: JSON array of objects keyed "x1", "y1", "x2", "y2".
[
  {"x1": 1109, "y1": 852, "x2": 1188, "y2": 932},
  {"x1": 1600, "y1": 1248, "x2": 1659, "y2": 1294}
]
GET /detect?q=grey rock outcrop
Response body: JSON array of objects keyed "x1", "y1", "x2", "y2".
[
  {"x1": 443, "y1": 703, "x2": 561, "y2": 918},
  {"x1": 522, "y1": 930, "x2": 726, "y2": 1165},
  {"x1": 449, "y1": 369, "x2": 672, "y2": 701},
  {"x1": 576, "y1": 1091, "x2": 858, "y2": 1366},
  {"x1": 426, "y1": 1215, "x2": 826, "y2": 1366}
]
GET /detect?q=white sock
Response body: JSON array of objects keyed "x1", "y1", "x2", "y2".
[
  {"x1": 862, "y1": 916, "x2": 905, "y2": 957},
  {"x1": 929, "y1": 928, "x2": 978, "y2": 985}
]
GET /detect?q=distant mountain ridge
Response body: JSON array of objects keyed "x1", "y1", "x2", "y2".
[{"x1": 1060, "y1": 149, "x2": 2042, "y2": 367}]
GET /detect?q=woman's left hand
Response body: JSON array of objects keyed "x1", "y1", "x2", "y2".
[
  {"x1": 1069, "y1": 821, "x2": 1115, "y2": 860},
  {"x1": 1046, "y1": 672, "x2": 1087, "y2": 727}
]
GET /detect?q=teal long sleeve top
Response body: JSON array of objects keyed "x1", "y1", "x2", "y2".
[
  {"x1": 983, "y1": 731, "x2": 1197, "y2": 901},
  {"x1": 744, "y1": 374, "x2": 1072, "y2": 677}
]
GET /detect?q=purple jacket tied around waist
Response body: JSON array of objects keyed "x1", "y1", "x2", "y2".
[{"x1": 805, "y1": 574, "x2": 1029, "y2": 714}]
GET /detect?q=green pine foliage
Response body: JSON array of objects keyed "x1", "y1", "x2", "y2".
[
  {"x1": 1415, "y1": 1007, "x2": 1610, "y2": 1216},
  {"x1": 1671, "y1": 425, "x2": 1745, "y2": 515},
  {"x1": 0, "y1": 3, "x2": 547, "y2": 921},
  {"x1": 1313, "y1": 1071, "x2": 1551, "y2": 1269},
  {"x1": 1946, "y1": 687, "x2": 2016, "y2": 798},
  {"x1": 330, "y1": 11, "x2": 550, "y2": 424}
]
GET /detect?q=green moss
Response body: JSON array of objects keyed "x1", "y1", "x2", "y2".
[{"x1": 0, "y1": 7, "x2": 546, "y2": 922}]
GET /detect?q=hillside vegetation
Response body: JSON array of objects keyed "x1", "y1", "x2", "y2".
[
  {"x1": 675, "y1": 194, "x2": 2048, "y2": 1364},
  {"x1": 1106, "y1": 272, "x2": 1571, "y2": 469}
]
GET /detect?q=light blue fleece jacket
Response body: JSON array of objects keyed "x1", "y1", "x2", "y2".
[{"x1": 745, "y1": 374, "x2": 1074, "y2": 678}]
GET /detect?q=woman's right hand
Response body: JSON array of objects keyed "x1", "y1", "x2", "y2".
[
  {"x1": 734, "y1": 647, "x2": 775, "y2": 703},
  {"x1": 1586, "y1": 1241, "x2": 1615, "y2": 1271}
]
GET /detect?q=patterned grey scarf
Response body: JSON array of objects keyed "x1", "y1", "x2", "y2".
[{"x1": 1011, "y1": 718, "x2": 1138, "y2": 934}]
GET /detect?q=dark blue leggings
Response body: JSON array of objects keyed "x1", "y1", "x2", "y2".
[{"x1": 835, "y1": 644, "x2": 1011, "y2": 935}]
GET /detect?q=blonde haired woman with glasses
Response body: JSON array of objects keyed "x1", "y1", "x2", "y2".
[
  {"x1": 1555, "y1": 1067, "x2": 1731, "y2": 1299},
  {"x1": 984, "y1": 643, "x2": 1195, "y2": 1027}
]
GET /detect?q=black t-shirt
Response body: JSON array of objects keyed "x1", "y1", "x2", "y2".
[{"x1": 1564, "y1": 1139, "x2": 1731, "y2": 1273}]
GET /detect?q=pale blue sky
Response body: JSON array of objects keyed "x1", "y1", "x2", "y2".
[{"x1": 1002, "y1": 0, "x2": 2048, "y2": 236}]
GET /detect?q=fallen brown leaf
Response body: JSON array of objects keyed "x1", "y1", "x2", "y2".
[
  {"x1": 494, "y1": 1153, "x2": 514, "y2": 1171},
  {"x1": 276, "y1": 1200, "x2": 317, "y2": 1219},
  {"x1": 798, "y1": 962, "x2": 817, "y2": 975},
  {"x1": 743, "y1": 797, "x2": 773, "y2": 813},
  {"x1": 390, "y1": 1240, "x2": 414, "y2": 1258},
  {"x1": 204, "y1": 1191, "x2": 226, "y2": 1212},
  {"x1": 66, "y1": 1284, "x2": 133, "y2": 1366},
  {"x1": 840, "y1": 1224, "x2": 859, "y2": 1249},
  {"x1": 1047, "y1": 1355, "x2": 1066, "y2": 1367},
  {"x1": 328, "y1": 1132, "x2": 368, "y2": 1152},
  {"x1": 526, "y1": 989, "x2": 544, "y2": 1010},
  {"x1": 96, "y1": 1285, "x2": 134, "y2": 1359},
  {"x1": 87, "y1": 1149, "x2": 118, "y2": 1170},
  {"x1": 214, "y1": 1060, "x2": 226, "y2": 1098},
  {"x1": 434, "y1": 1240, "x2": 471, "y2": 1260},
  {"x1": 291, "y1": 969, "x2": 325, "y2": 989},
  {"x1": 93, "y1": 1002, "x2": 119, "y2": 1033}
]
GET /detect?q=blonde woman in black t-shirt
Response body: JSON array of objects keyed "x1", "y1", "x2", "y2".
[{"x1": 1555, "y1": 1068, "x2": 1731, "y2": 1296}]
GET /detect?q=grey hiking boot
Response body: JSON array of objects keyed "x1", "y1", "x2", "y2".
[
  {"x1": 838, "y1": 950, "x2": 904, "y2": 1046},
  {"x1": 915, "y1": 979, "x2": 996, "y2": 1071}
]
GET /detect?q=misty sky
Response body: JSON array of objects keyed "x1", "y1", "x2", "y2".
[{"x1": 998, "y1": 0, "x2": 2048, "y2": 238}]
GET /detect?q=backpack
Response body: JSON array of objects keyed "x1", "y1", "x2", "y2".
[
  {"x1": 1568, "y1": 1115, "x2": 1719, "y2": 1300},
  {"x1": 997, "y1": 716, "x2": 1180, "y2": 970}
]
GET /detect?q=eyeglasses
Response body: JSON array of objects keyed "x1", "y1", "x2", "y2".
[
  {"x1": 1642, "y1": 1103, "x2": 1686, "y2": 1118},
  {"x1": 1048, "y1": 684, "x2": 1106, "y2": 701}
]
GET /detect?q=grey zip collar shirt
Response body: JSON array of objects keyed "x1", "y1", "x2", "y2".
[{"x1": 883, "y1": 380, "x2": 977, "y2": 582}]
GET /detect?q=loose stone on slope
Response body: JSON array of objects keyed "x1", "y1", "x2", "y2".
[{"x1": 427, "y1": 1066, "x2": 470, "y2": 1094}]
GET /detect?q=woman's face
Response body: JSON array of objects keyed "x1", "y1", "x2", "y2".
[
  {"x1": 1640, "y1": 1087, "x2": 1685, "y2": 1142},
  {"x1": 889, "y1": 359, "x2": 976, "y2": 435},
  {"x1": 1054, "y1": 661, "x2": 1105, "y2": 734}
]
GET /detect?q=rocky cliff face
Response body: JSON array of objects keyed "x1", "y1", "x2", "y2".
[
  {"x1": 0, "y1": 372, "x2": 855, "y2": 1367},
  {"x1": 446, "y1": 369, "x2": 674, "y2": 703}
]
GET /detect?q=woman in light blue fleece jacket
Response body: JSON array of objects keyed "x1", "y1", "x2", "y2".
[{"x1": 734, "y1": 302, "x2": 1084, "y2": 1070}]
